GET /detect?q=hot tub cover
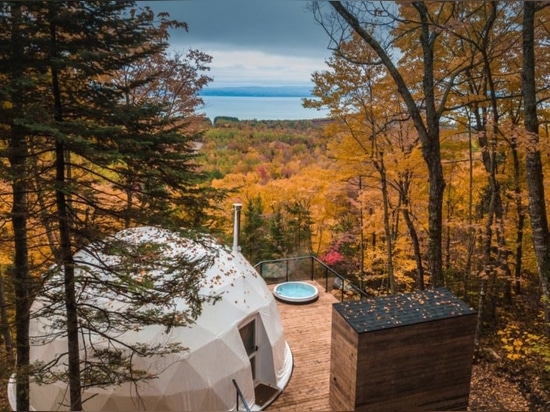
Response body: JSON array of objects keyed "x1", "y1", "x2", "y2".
[{"x1": 8, "y1": 226, "x2": 292, "y2": 411}]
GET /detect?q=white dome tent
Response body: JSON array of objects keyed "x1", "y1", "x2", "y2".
[{"x1": 8, "y1": 225, "x2": 293, "y2": 411}]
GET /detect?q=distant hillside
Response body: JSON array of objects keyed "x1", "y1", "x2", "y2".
[{"x1": 199, "y1": 86, "x2": 313, "y2": 98}]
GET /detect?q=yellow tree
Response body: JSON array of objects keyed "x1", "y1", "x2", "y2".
[
  {"x1": 435, "y1": 3, "x2": 529, "y2": 342},
  {"x1": 306, "y1": 33, "x2": 428, "y2": 293},
  {"x1": 204, "y1": 120, "x2": 339, "y2": 260},
  {"x1": 314, "y1": 1, "x2": 479, "y2": 287}
]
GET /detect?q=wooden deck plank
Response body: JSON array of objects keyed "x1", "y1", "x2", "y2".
[{"x1": 267, "y1": 281, "x2": 336, "y2": 411}]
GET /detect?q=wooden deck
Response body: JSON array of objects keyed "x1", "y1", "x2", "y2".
[{"x1": 267, "y1": 281, "x2": 336, "y2": 411}]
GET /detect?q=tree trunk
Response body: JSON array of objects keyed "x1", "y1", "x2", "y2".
[
  {"x1": 402, "y1": 206, "x2": 424, "y2": 290},
  {"x1": 8, "y1": 4, "x2": 31, "y2": 410},
  {"x1": 378, "y1": 158, "x2": 396, "y2": 294},
  {"x1": 0, "y1": 267, "x2": 14, "y2": 359},
  {"x1": 475, "y1": 166, "x2": 497, "y2": 343},
  {"x1": 329, "y1": 1, "x2": 445, "y2": 287},
  {"x1": 475, "y1": 278, "x2": 488, "y2": 347},
  {"x1": 511, "y1": 138, "x2": 525, "y2": 296},
  {"x1": 399, "y1": 171, "x2": 424, "y2": 290},
  {"x1": 522, "y1": 1, "x2": 550, "y2": 337},
  {"x1": 56, "y1": 141, "x2": 82, "y2": 410},
  {"x1": 49, "y1": 13, "x2": 82, "y2": 409},
  {"x1": 514, "y1": 203, "x2": 525, "y2": 296},
  {"x1": 9, "y1": 127, "x2": 31, "y2": 412},
  {"x1": 461, "y1": 112, "x2": 476, "y2": 300},
  {"x1": 415, "y1": 1, "x2": 445, "y2": 288}
]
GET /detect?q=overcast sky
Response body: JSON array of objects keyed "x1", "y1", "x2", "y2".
[{"x1": 143, "y1": 1, "x2": 333, "y2": 87}]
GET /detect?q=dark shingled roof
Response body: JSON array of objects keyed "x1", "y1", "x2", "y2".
[{"x1": 333, "y1": 288, "x2": 476, "y2": 333}]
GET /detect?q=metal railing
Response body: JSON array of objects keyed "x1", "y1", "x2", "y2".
[
  {"x1": 232, "y1": 379, "x2": 251, "y2": 412},
  {"x1": 254, "y1": 255, "x2": 369, "y2": 302}
]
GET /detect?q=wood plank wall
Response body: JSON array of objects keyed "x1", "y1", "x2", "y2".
[
  {"x1": 329, "y1": 306, "x2": 358, "y2": 411},
  {"x1": 330, "y1": 311, "x2": 477, "y2": 411}
]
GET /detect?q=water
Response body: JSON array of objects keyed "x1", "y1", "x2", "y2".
[
  {"x1": 199, "y1": 96, "x2": 329, "y2": 121},
  {"x1": 274, "y1": 282, "x2": 318, "y2": 300}
]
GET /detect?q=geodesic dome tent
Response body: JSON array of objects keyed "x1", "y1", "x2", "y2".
[{"x1": 8, "y1": 226, "x2": 293, "y2": 411}]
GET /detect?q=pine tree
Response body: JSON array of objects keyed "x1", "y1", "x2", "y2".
[
  {"x1": 0, "y1": 1, "x2": 218, "y2": 409},
  {"x1": 241, "y1": 196, "x2": 271, "y2": 263}
]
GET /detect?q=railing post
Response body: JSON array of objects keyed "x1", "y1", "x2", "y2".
[
  {"x1": 232, "y1": 379, "x2": 251, "y2": 412},
  {"x1": 253, "y1": 255, "x2": 369, "y2": 299},
  {"x1": 285, "y1": 259, "x2": 289, "y2": 282}
]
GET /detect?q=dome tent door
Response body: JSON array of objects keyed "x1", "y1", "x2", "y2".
[{"x1": 239, "y1": 317, "x2": 258, "y2": 381}]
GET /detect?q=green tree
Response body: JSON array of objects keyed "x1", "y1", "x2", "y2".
[
  {"x1": 0, "y1": 3, "x2": 40, "y2": 409},
  {"x1": 285, "y1": 200, "x2": 314, "y2": 255},
  {"x1": 268, "y1": 207, "x2": 288, "y2": 258},
  {"x1": 0, "y1": 1, "x2": 216, "y2": 409},
  {"x1": 112, "y1": 31, "x2": 216, "y2": 228},
  {"x1": 241, "y1": 196, "x2": 271, "y2": 263}
]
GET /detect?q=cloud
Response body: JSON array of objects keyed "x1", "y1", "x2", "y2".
[
  {"x1": 183, "y1": 48, "x2": 326, "y2": 86},
  {"x1": 147, "y1": 1, "x2": 328, "y2": 57},
  {"x1": 143, "y1": 0, "x2": 332, "y2": 86}
]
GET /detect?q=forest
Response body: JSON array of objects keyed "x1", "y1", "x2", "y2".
[
  {"x1": 204, "y1": 117, "x2": 549, "y2": 408},
  {"x1": 0, "y1": 1, "x2": 549, "y2": 411},
  {"x1": 204, "y1": 2, "x2": 550, "y2": 408}
]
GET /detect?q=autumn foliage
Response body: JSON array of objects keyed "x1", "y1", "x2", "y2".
[{"x1": 0, "y1": 0, "x2": 549, "y2": 410}]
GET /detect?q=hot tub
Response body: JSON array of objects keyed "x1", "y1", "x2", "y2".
[{"x1": 273, "y1": 281, "x2": 319, "y2": 304}]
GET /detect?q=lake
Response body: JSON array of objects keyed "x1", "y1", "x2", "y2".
[{"x1": 199, "y1": 96, "x2": 329, "y2": 121}]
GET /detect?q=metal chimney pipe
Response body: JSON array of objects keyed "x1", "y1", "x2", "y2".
[{"x1": 232, "y1": 203, "x2": 242, "y2": 254}]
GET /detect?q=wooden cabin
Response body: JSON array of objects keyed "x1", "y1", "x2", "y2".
[{"x1": 329, "y1": 288, "x2": 477, "y2": 411}]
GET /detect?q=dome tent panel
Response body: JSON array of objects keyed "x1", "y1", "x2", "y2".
[
  {"x1": 11, "y1": 226, "x2": 292, "y2": 411},
  {"x1": 186, "y1": 327, "x2": 255, "y2": 409},
  {"x1": 257, "y1": 303, "x2": 290, "y2": 384}
]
